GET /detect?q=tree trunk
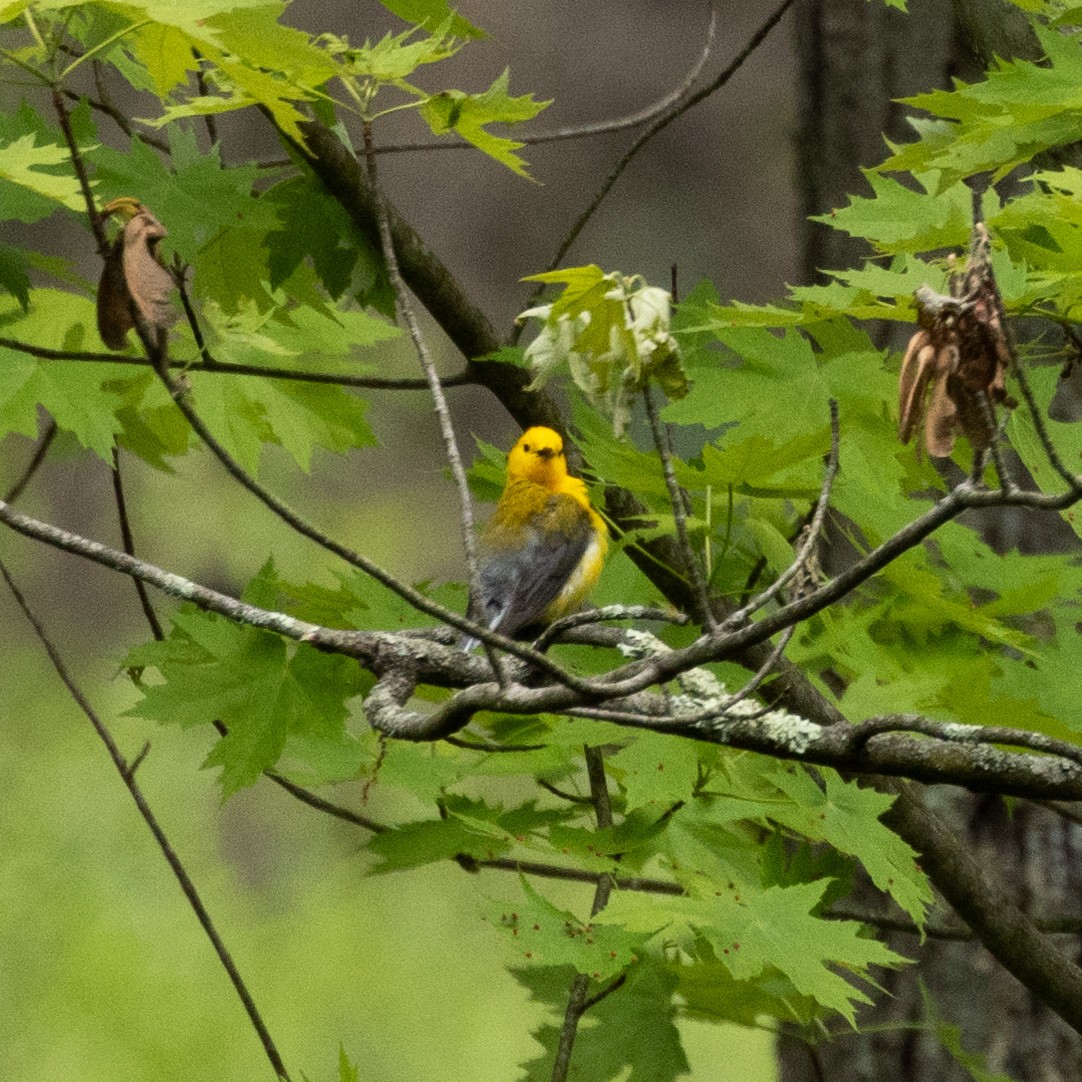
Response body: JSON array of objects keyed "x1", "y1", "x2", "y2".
[{"x1": 783, "y1": 1, "x2": 1082, "y2": 1078}]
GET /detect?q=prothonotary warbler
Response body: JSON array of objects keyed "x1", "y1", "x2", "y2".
[{"x1": 463, "y1": 426, "x2": 608, "y2": 648}]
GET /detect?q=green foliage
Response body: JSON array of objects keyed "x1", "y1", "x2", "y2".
[
  {"x1": 516, "y1": 963, "x2": 690, "y2": 1082},
  {"x1": 6, "y1": 0, "x2": 1082, "y2": 1077},
  {"x1": 126, "y1": 562, "x2": 371, "y2": 795},
  {"x1": 420, "y1": 69, "x2": 551, "y2": 178}
]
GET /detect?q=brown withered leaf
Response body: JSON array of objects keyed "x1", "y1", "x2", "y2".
[
  {"x1": 96, "y1": 199, "x2": 177, "y2": 350},
  {"x1": 897, "y1": 224, "x2": 1014, "y2": 458}
]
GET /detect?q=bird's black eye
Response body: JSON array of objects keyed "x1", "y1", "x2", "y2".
[{"x1": 522, "y1": 443, "x2": 531, "y2": 452}]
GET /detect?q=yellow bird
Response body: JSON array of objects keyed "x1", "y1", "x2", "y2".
[{"x1": 465, "y1": 427, "x2": 608, "y2": 646}]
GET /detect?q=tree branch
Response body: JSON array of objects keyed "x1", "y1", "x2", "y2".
[
  {"x1": 883, "y1": 781, "x2": 1082, "y2": 1035},
  {"x1": 0, "y1": 559, "x2": 294, "y2": 1081},
  {"x1": 3, "y1": 418, "x2": 56, "y2": 503},
  {"x1": 377, "y1": 2, "x2": 716, "y2": 154},
  {"x1": 6, "y1": 496, "x2": 1082, "y2": 799},
  {"x1": 552, "y1": 746, "x2": 617, "y2": 1082},
  {"x1": 0, "y1": 335, "x2": 472, "y2": 391}
]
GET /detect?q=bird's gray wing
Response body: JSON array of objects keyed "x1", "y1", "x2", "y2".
[{"x1": 465, "y1": 499, "x2": 592, "y2": 645}]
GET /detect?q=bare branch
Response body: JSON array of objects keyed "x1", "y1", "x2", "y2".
[
  {"x1": 531, "y1": 604, "x2": 689, "y2": 651},
  {"x1": 265, "y1": 771, "x2": 386, "y2": 833},
  {"x1": 8, "y1": 496, "x2": 1082, "y2": 799},
  {"x1": 361, "y1": 118, "x2": 483, "y2": 634},
  {"x1": 643, "y1": 382, "x2": 714, "y2": 629},
  {"x1": 111, "y1": 446, "x2": 164, "y2": 641},
  {"x1": 53, "y1": 88, "x2": 107, "y2": 255},
  {"x1": 526, "y1": 0, "x2": 798, "y2": 304}
]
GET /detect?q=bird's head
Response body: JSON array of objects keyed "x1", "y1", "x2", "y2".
[{"x1": 506, "y1": 426, "x2": 568, "y2": 488}]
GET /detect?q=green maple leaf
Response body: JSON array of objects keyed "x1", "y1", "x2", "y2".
[
  {"x1": 126, "y1": 566, "x2": 367, "y2": 795},
  {"x1": 0, "y1": 290, "x2": 137, "y2": 458},
  {"x1": 0, "y1": 133, "x2": 90, "y2": 216},
  {"x1": 421, "y1": 69, "x2": 550, "y2": 178},
  {"x1": 516, "y1": 962, "x2": 689, "y2": 1082},
  {"x1": 608, "y1": 729, "x2": 703, "y2": 811},
  {"x1": 605, "y1": 881, "x2": 904, "y2": 1024},
  {"x1": 485, "y1": 878, "x2": 649, "y2": 983},
  {"x1": 768, "y1": 768, "x2": 932, "y2": 928}
]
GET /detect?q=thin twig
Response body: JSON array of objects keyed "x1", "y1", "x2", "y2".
[
  {"x1": 531, "y1": 604, "x2": 688, "y2": 651},
  {"x1": 111, "y1": 446, "x2": 164, "y2": 641},
  {"x1": 976, "y1": 389, "x2": 1015, "y2": 492},
  {"x1": 699, "y1": 624, "x2": 796, "y2": 723},
  {"x1": 1013, "y1": 355, "x2": 1079, "y2": 490},
  {"x1": 463, "y1": 855, "x2": 682, "y2": 895},
  {"x1": 551, "y1": 746, "x2": 617, "y2": 1082},
  {"x1": 443, "y1": 734, "x2": 547, "y2": 752},
  {"x1": 579, "y1": 974, "x2": 627, "y2": 1013},
  {"x1": 0, "y1": 333, "x2": 472, "y2": 390},
  {"x1": 847, "y1": 713, "x2": 1082, "y2": 770},
  {"x1": 643, "y1": 382, "x2": 715, "y2": 629},
  {"x1": 724, "y1": 400, "x2": 840, "y2": 629},
  {"x1": 53, "y1": 88, "x2": 107, "y2": 255},
  {"x1": 265, "y1": 771, "x2": 386, "y2": 833},
  {"x1": 376, "y1": 2, "x2": 717, "y2": 155},
  {"x1": 536, "y1": 779, "x2": 593, "y2": 805},
  {"x1": 0, "y1": 559, "x2": 293, "y2": 1082},
  {"x1": 193, "y1": 50, "x2": 219, "y2": 147},
  {"x1": 361, "y1": 119, "x2": 486, "y2": 653},
  {"x1": 4, "y1": 418, "x2": 56, "y2": 503},
  {"x1": 78, "y1": 64, "x2": 170, "y2": 150},
  {"x1": 520, "y1": 0, "x2": 797, "y2": 326}
]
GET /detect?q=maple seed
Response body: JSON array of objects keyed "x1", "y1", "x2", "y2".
[{"x1": 898, "y1": 223, "x2": 1015, "y2": 458}]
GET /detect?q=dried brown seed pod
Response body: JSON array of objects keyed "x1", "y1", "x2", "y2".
[{"x1": 96, "y1": 197, "x2": 177, "y2": 350}]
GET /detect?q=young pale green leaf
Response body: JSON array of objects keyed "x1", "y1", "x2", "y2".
[
  {"x1": 878, "y1": 25, "x2": 1082, "y2": 186},
  {"x1": 817, "y1": 171, "x2": 974, "y2": 253},
  {"x1": 0, "y1": 134, "x2": 90, "y2": 214},
  {"x1": 375, "y1": 0, "x2": 486, "y2": 39},
  {"x1": 329, "y1": 21, "x2": 460, "y2": 84},
  {"x1": 521, "y1": 266, "x2": 684, "y2": 433},
  {"x1": 420, "y1": 69, "x2": 550, "y2": 177}
]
